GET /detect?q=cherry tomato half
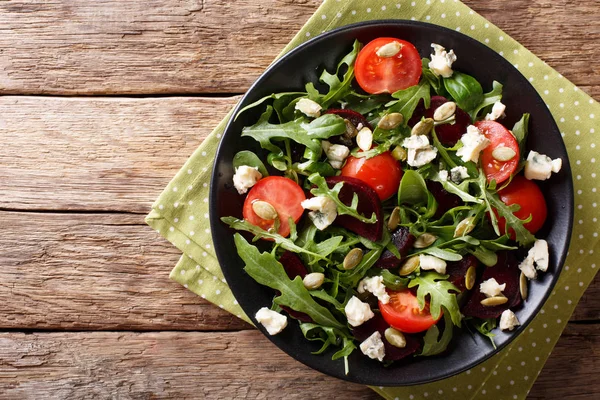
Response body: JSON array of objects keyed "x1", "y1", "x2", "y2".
[
  {"x1": 379, "y1": 289, "x2": 441, "y2": 333},
  {"x1": 341, "y1": 151, "x2": 403, "y2": 201},
  {"x1": 242, "y1": 176, "x2": 306, "y2": 237},
  {"x1": 495, "y1": 175, "x2": 547, "y2": 236},
  {"x1": 475, "y1": 120, "x2": 520, "y2": 185},
  {"x1": 355, "y1": 37, "x2": 422, "y2": 94}
]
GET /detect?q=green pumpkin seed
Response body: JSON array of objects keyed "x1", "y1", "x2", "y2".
[
  {"x1": 433, "y1": 101, "x2": 457, "y2": 122},
  {"x1": 465, "y1": 265, "x2": 476, "y2": 290},
  {"x1": 399, "y1": 256, "x2": 420, "y2": 276},
  {"x1": 414, "y1": 233, "x2": 437, "y2": 249},
  {"x1": 384, "y1": 327, "x2": 407, "y2": 348},
  {"x1": 252, "y1": 200, "x2": 278, "y2": 220},
  {"x1": 492, "y1": 146, "x2": 517, "y2": 161},
  {"x1": 343, "y1": 248, "x2": 364, "y2": 270},
  {"x1": 454, "y1": 217, "x2": 476, "y2": 238},
  {"x1": 481, "y1": 296, "x2": 508, "y2": 307},
  {"x1": 520, "y1": 271, "x2": 528, "y2": 300},
  {"x1": 343, "y1": 119, "x2": 358, "y2": 139},
  {"x1": 303, "y1": 272, "x2": 325, "y2": 290},
  {"x1": 387, "y1": 207, "x2": 401, "y2": 231},
  {"x1": 391, "y1": 146, "x2": 407, "y2": 161},
  {"x1": 411, "y1": 118, "x2": 434, "y2": 136},
  {"x1": 377, "y1": 112, "x2": 404, "y2": 130}
]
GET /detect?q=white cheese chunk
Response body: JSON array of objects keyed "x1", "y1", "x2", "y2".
[
  {"x1": 499, "y1": 309, "x2": 521, "y2": 331},
  {"x1": 359, "y1": 331, "x2": 386, "y2": 362},
  {"x1": 357, "y1": 276, "x2": 390, "y2": 304},
  {"x1": 376, "y1": 41, "x2": 403, "y2": 58},
  {"x1": 344, "y1": 296, "x2": 375, "y2": 327},
  {"x1": 295, "y1": 98, "x2": 322, "y2": 118},
  {"x1": 428, "y1": 43, "x2": 457, "y2": 78},
  {"x1": 322, "y1": 140, "x2": 350, "y2": 167},
  {"x1": 301, "y1": 196, "x2": 337, "y2": 230},
  {"x1": 456, "y1": 125, "x2": 491, "y2": 163},
  {"x1": 419, "y1": 254, "x2": 447, "y2": 274},
  {"x1": 518, "y1": 252, "x2": 537, "y2": 280},
  {"x1": 479, "y1": 278, "x2": 507, "y2": 298},
  {"x1": 484, "y1": 101, "x2": 506, "y2": 121},
  {"x1": 439, "y1": 170, "x2": 449, "y2": 182},
  {"x1": 519, "y1": 239, "x2": 549, "y2": 278},
  {"x1": 524, "y1": 151, "x2": 562, "y2": 181},
  {"x1": 450, "y1": 166, "x2": 469, "y2": 183},
  {"x1": 402, "y1": 134, "x2": 430, "y2": 149},
  {"x1": 232, "y1": 165, "x2": 262, "y2": 195},
  {"x1": 255, "y1": 307, "x2": 288, "y2": 335},
  {"x1": 407, "y1": 146, "x2": 438, "y2": 167}
]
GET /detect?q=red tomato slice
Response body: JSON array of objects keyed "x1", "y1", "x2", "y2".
[
  {"x1": 475, "y1": 120, "x2": 520, "y2": 184},
  {"x1": 355, "y1": 37, "x2": 422, "y2": 94},
  {"x1": 242, "y1": 176, "x2": 306, "y2": 237},
  {"x1": 495, "y1": 175, "x2": 547, "y2": 236},
  {"x1": 379, "y1": 289, "x2": 441, "y2": 333},
  {"x1": 340, "y1": 151, "x2": 403, "y2": 201}
]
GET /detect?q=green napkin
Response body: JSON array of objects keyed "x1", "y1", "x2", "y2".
[{"x1": 146, "y1": 0, "x2": 599, "y2": 398}]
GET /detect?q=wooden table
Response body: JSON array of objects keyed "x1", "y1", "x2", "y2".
[{"x1": 1, "y1": 1, "x2": 598, "y2": 398}]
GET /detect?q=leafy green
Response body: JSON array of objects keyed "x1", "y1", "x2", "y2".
[
  {"x1": 420, "y1": 313, "x2": 454, "y2": 356},
  {"x1": 315, "y1": 40, "x2": 362, "y2": 108},
  {"x1": 234, "y1": 234, "x2": 344, "y2": 329},
  {"x1": 387, "y1": 80, "x2": 431, "y2": 122},
  {"x1": 486, "y1": 191, "x2": 536, "y2": 246},
  {"x1": 308, "y1": 173, "x2": 377, "y2": 224},
  {"x1": 469, "y1": 81, "x2": 503, "y2": 121},
  {"x1": 379, "y1": 269, "x2": 410, "y2": 290},
  {"x1": 235, "y1": 92, "x2": 306, "y2": 121},
  {"x1": 468, "y1": 246, "x2": 498, "y2": 267},
  {"x1": 408, "y1": 272, "x2": 462, "y2": 326},
  {"x1": 430, "y1": 171, "x2": 482, "y2": 204},
  {"x1": 339, "y1": 248, "x2": 384, "y2": 288},
  {"x1": 421, "y1": 58, "x2": 448, "y2": 96},
  {"x1": 469, "y1": 318, "x2": 497, "y2": 348},
  {"x1": 512, "y1": 113, "x2": 530, "y2": 158},
  {"x1": 343, "y1": 90, "x2": 391, "y2": 114},
  {"x1": 443, "y1": 71, "x2": 484, "y2": 112},
  {"x1": 398, "y1": 170, "x2": 429, "y2": 205},
  {"x1": 233, "y1": 150, "x2": 269, "y2": 177},
  {"x1": 242, "y1": 106, "x2": 346, "y2": 153},
  {"x1": 422, "y1": 247, "x2": 463, "y2": 261}
]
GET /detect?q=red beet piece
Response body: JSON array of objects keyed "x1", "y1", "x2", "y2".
[
  {"x1": 374, "y1": 227, "x2": 416, "y2": 269},
  {"x1": 446, "y1": 254, "x2": 478, "y2": 292},
  {"x1": 426, "y1": 180, "x2": 462, "y2": 219},
  {"x1": 325, "y1": 176, "x2": 383, "y2": 242},
  {"x1": 408, "y1": 96, "x2": 471, "y2": 147},
  {"x1": 325, "y1": 108, "x2": 372, "y2": 130},
  {"x1": 278, "y1": 251, "x2": 312, "y2": 322},
  {"x1": 352, "y1": 314, "x2": 421, "y2": 361},
  {"x1": 462, "y1": 251, "x2": 522, "y2": 319}
]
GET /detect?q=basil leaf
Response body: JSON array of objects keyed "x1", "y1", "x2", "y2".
[
  {"x1": 512, "y1": 113, "x2": 530, "y2": 158},
  {"x1": 408, "y1": 272, "x2": 462, "y2": 326},
  {"x1": 387, "y1": 80, "x2": 431, "y2": 122},
  {"x1": 234, "y1": 234, "x2": 344, "y2": 329},
  {"x1": 420, "y1": 313, "x2": 454, "y2": 356},
  {"x1": 398, "y1": 170, "x2": 429, "y2": 205},
  {"x1": 443, "y1": 71, "x2": 484, "y2": 112},
  {"x1": 233, "y1": 150, "x2": 269, "y2": 177},
  {"x1": 469, "y1": 81, "x2": 503, "y2": 121}
]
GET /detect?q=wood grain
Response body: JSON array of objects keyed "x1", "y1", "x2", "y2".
[
  {"x1": 0, "y1": 211, "x2": 249, "y2": 331},
  {"x1": 0, "y1": 0, "x2": 597, "y2": 95},
  {"x1": 0, "y1": 324, "x2": 597, "y2": 399}
]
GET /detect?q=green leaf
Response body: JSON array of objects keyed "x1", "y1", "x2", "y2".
[
  {"x1": 408, "y1": 272, "x2": 462, "y2": 326},
  {"x1": 398, "y1": 170, "x2": 429, "y2": 206},
  {"x1": 235, "y1": 92, "x2": 306, "y2": 121},
  {"x1": 443, "y1": 71, "x2": 484, "y2": 112},
  {"x1": 512, "y1": 113, "x2": 530, "y2": 158},
  {"x1": 430, "y1": 171, "x2": 483, "y2": 204},
  {"x1": 343, "y1": 90, "x2": 391, "y2": 115},
  {"x1": 468, "y1": 318, "x2": 497, "y2": 349},
  {"x1": 339, "y1": 248, "x2": 384, "y2": 288},
  {"x1": 234, "y1": 234, "x2": 344, "y2": 329},
  {"x1": 379, "y1": 269, "x2": 410, "y2": 290},
  {"x1": 317, "y1": 40, "x2": 362, "y2": 108},
  {"x1": 308, "y1": 173, "x2": 377, "y2": 224},
  {"x1": 468, "y1": 246, "x2": 498, "y2": 267},
  {"x1": 469, "y1": 81, "x2": 503, "y2": 121},
  {"x1": 422, "y1": 247, "x2": 463, "y2": 261},
  {"x1": 233, "y1": 150, "x2": 269, "y2": 177},
  {"x1": 420, "y1": 313, "x2": 454, "y2": 356},
  {"x1": 388, "y1": 80, "x2": 431, "y2": 122},
  {"x1": 485, "y1": 190, "x2": 536, "y2": 246},
  {"x1": 242, "y1": 106, "x2": 346, "y2": 153}
]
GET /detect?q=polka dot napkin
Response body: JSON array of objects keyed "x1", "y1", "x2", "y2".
[{"x1": 145, "y1": 0, "x2": 599, "y2": 398}]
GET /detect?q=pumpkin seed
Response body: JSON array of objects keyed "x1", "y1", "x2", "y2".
[
  {"x1": 414, "y1": 233, "x2": 437, "y2": 248},
  {"x1": 376, "y1": 41, "x2": 403, "y2": 58},
  {"x1": 377, "y1": 112, "x2": 404, "y2": 130},
  {"x1": 303, "y1": 272, "x2": 325, "y2": 290},
  {"x1": 454, "y1": 217, "x2": 476, "y2": 238},
  {"x1": 387, "y1": 207, "x2": 401, "y2": 231},
  {"x1": 384, "y1": 327, "x2": 407, "y2": 348},
  {"x1": 520, "y1": 271, "x2": 528, "y2": 301},
  {"x1": 399, "y1": 256, "x2": 420, "y2": 276},
  {"x1": 465, "y1": 265, "x2": 476, "y2": 290},
  {"x1": 356, "y1": 127, "x2": 373, "y2": 151},
  {"x1": 480, "y1": 296, "x2": 508, "y2": 307},
  {"x1": 343, "y1": 248, "x2": 364, "y2": 270},
  {"x1": 343, "y1": 119, "x2": 358, "y2": 139},
  {"x1": 411, "y1": 118, "x2": 434, "y2": 136},
  {"x1": 391, "y1": 146, "x2": 407, "y2": 161},
  {"x1": 433, "y1": 101, "x2": 457, "y2": 122},
  {"x1": 252, "y1": 200, "x2": 278, "y2": 220},
  {"x1": 492, "y1": 146, "x2": 517, "y2": 161}
]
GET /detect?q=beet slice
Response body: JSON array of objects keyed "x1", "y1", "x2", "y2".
[
  {"x1": 374, "y1": 227, "x2": 415, "y2": 269},
  {"x1": 461, "y1": 251, "x2": 522, "y2": 319},
  {"x1": 408, "y1": 96, "x2": 471, "y2": 147},
  {"x1": 446, "y1": 254, "x2": 478, "y2": 292},
  {"x1": 325, "y1": 108, "x2": 372, "y2": 130},
  {"x1": 278, "y1": 251, "x2": 312, "y2": 322},
  {"x1": 325, "y1": 176, "x2": 383, "y2": 242},
  {"x1": 352, "y1": 314, "x2": 421, "y2": 361},
  {"x1": 426, "y1": 180, "x2": 462, "y2": 219}
]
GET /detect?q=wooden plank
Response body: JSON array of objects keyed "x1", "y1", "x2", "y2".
[
  {"x1": 0, "y1": 0, "x2": 597, "y2": 94},
  {"x1": 0, "y1": 211, "x2": 249, "y2": 331},
  {"x1": 0, "y1": 325, "x2": 597, "y2": 399}
]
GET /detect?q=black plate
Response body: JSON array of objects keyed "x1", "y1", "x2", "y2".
[{"x1": 210, "y1": 21, "x2": 573, "y2": 386}]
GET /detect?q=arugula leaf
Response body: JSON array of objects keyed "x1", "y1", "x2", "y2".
[
  {"x1": 408, "y1": 272, "x2": 462, "y2": 326},
  {"x1": 512, "y1": 113, "x2": 530, "y2": 158},
  {"x1": 234, "y1": 234, "x2": 344, "y2": 329},
  {"x1": 486, "y1": 191, "x2": 536, "y2": 246},
  {"x1": 431, "y1": 130, "x2": 458, "y2": 169},
  {"x1": 420, "y1": 313, "x2": 454, "y2": 356},
  {"x1": 339, "y1": 248, "x2": 384, "y2": 288},
  {"x1": 242, "y1": 106, "x2": 346, "y2": 153},
  {"x1": 443, "y1": 71, "x2": 484, "y2": 112},
  {"x1": 469, "y1": 318, "x2": 497, "y2": 348},
  {"x1": 379, "y1": 269, "x2": 410, "y2": 290},
  {"x1": 343, "y1": 90, "x2": 391, "y2": 114},
  {"x1": 308, "y1": 173, "x2": 377, "y2": 224},
  {"x1": 469, "y1": 81, "x2": 503, "y2": 121},
  {"x1": 235, "y1": 92, "x2": 306, "y2": 121},
  {"x1": 430, "y1": 171, "x2": 482, "y2": 204},
  {"x1": 233, "y1": 150, "x2": 269, "y2": 177},
  {"x1": 421, "y1": 58, "x2": 446, "y2": 96},
  {"x1": 387, "y1": 80, "x2": 431, "y2": 122},
  {"x1": 317, "y1": 40, "x2": 362, "y2": 108},
  {"x1": 422, "y1": 247, "x2": 463, "y2": 261},
  {"x1": 468, "y1": 246, "x2": 498, "y2": 267}
]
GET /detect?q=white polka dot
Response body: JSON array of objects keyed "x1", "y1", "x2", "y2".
[
  {"x1": 438, "y1": 390, "x2": 443, "y2": 395},
  {"x1": 441, "y1": 13, "x2": 446, "y2": 18},
  {"x1": 535, "y1": 356, "x2": 540, "y2": 361},
  {"x1": 518, "y1": 347, "x2": 522, "y2": 352},
  {"x1": 169, "y1": 227, "x2": 174, "y2": 232},
  {"x1": 216, "y1": 289, "x2": 221, "y2": 295},
  {"x1": 493, "y1": 370, "x2": 497, "y2": 375},
  {"x1": 557, "y1": 319, "x2": 562, "y2": 323},
  {"x1": 396, "y1": 3, "x2": 401, "y2": 8},
  {"x1": 172, "y1": 187, "x2": 178, "y2": 192},
  {"x1": 190, "y1": 231, "x2": 195, "y2": 236},
  {"x1": 507, "y1": 366, "x2": 512, "y2": 371},
  {"x1": 423, "y1": 392, "x2": 428, "y2": 397},
  {"x1": 521, "y1": 361, "x2": 526, "y2": 366},
  {"x1": 499, "y1": 51, "x2": 504, "y2": 56},
  {"x1": 203, "y1": 197, "x2": 208, "y2": 203},
  {"x1": 189, "y1": 215, "x2": 194, "y2": 220},
  {"x1": 485, "y1": 23, "x2": 489, "y2": 28},
  {"x1": 510, "y1": 380, "x2": 515, "y2": 385},
  {"x1": 426, "y1": 15, "x2": 431, "y2": 20},
  {"x1": 499, "y1": 36, "x2": 504, "y2": 41},
  {"x1": 198, "y1": 279, "x2": 203, "y2": 285},
  {"x1": 205, "y1": 244, "x2": 211, "y2": 249},
  {"x1": 544, "y1": 75, "x2": 549, "y2": 80},
  {"x1": 485, "y1": 38, "x2": 490, "y2": 43},
  {"x1": 187, "y1": 169, "x2": 193, "y2": 174},
  {"x1": 544, "y1": 90, "x2": 549, "y2": 95},
  {"x1": 185, "y1": 239, "x2": 190, "y2": 245},
  {"x1": 305, "y1": 32, "x2": 310, "y2": 37},
  {"x1": 187, "y1": 185, "x2": 193, "y2": 190},
  {"x1": 546, "y1": 337, "x2": 551, "y2": 343},
  {"x1": 529, "y1": 327, "x2": 534, "y2": 332},
  {"x1": 201, "y1": 294, "x2": 206, "y2": 299},
  {"x1": 188, "y1": 200, "x2": 193, "y2": 205},
  {"x1": 367, "y1": 7, "x2": 372, "y2": 12},
  {"x1": 204, "y1": 213, "x2": 209, "y2": 218},
  {"x1": 579, "y1": 282, "x2": 585, "y2": 287},
  {"x1": 468, "y1": 385, "x2": 472, "y2": 390},
  {"x1": 336, "y1": 12, "x2": 341, "y2": 18},
  {"x1": 514, "y1": 49, "x2": 518, "y2": 54},
  {"x1": 456, "y1": 27, "x2": 461, "y2": 32},
  {"x1": 180, "y1": 269, "x2": 185, "y2": 275},
  {"x1": 158, "y1": 204, "x2": 164, "y2": 210},
  {"x1": 496, "y1": 385, "x2": 501, "y2": 390},
  {"x1": 205, "y1": 228, "x2": 210, "y2": 234},
  {"x1": 466, "y1": 370, "x2": 471, "y2": 375},
  {"x1": 174, "y1": 217, "x2": 179, "y2": 223},
  {"x1": 411, "y1": 1, "x2": 415, "y2": 6},
  {"x1": 381, "y1": 5, "x2": 386, "y2": 10},
  {"x1": 524, "y1": 376, "x2": 529, "y2": 381},
  {"x1": 456, "y1": 11, "x2": 460, "y2": 16},
  {"x1": 482, "y1": 390, "x2": 487, "y2": 395},
  {"x1": 321, "y1": 14, "x2": 326, "y2": 20},
  {"x1": 202, "y1": 251, "x2": 207, "y2": 257},
  {"x1": 470, "y1": 25, "x2": 475, "y2": 30},
  {"x1": 453, "y1": 388, "x2": 457, "y2": 392},
  {"x1": 481, "y1": 367, "x2": 486, "y2": 372},
  {"x1": 575, "y1": 115, "x2": 580, "y2": 120},
  {"x1": 203, "y1": 183, "x2": 208, "y2": 187},
  {"x1": 183, "y1": 284, "x2": 188, "y2": 288}
]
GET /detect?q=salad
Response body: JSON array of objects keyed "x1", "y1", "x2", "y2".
[{"x1": 221, "y1": 37, "x2": 562, "y2": 370}]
